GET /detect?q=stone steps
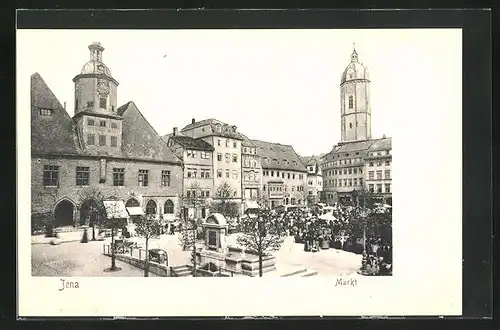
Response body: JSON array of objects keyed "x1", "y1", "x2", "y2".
[{"x1": 172, "y1": 265, "x2": 192, "y2": 277}]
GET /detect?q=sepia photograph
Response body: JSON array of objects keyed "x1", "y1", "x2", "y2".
[
  {"x1": 29, "y1": 31, "x2": 393, "y2": 279},
  {"x1": 17, "y1": 24, "x2": 463, "y2": 317}
]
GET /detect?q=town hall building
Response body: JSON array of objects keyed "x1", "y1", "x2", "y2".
[{"x1": 31, "y1": 42, "x2": 183, "y2": 228}]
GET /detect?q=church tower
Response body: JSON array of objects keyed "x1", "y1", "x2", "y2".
[
  {"x1": 72, "y1": 42, "x2": 122, "y2": 155},
  {"x1": 339, "y1": 45, "x2": 372, "y2": 143}
]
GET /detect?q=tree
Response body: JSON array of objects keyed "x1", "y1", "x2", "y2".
[
  {"x1": 135, "y1": 213, "x2": 162, "y2": 277},
  {"x1": 78, "y1": 187, "x2": 107, "y2": 241},
  {"x1": 183, "y1": 181, "x2": 207, "y2": 222},
  {"x1": 178, "y1": 219, "x2": 198, "y2": 276},
  {"x1": 237, "y1": 208, "x2": 287, "y2": 277},
  {"x1": 212, "y1": 181, "x2": 240, "y2": 218},
  {"x1": 102, "y1": 198, "x2": 128, "y2": 273}
]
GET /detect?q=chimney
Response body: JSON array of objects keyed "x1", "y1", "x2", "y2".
[
  {"x1": 64, "y1": 102, "x2": 66, "y2": 110},
  {"x1": 383, "y1": 134, "x2": 386, "y2": 139},
  {"x1": 192, "y1": 118, "x2": 195, "y2": 124},
  {"x1": 173, "y1": 127, "x2": 178, "y2": 136}
]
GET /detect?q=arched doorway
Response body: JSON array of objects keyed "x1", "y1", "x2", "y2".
[
  {"x1": 54, "y1": 200, "x2": 74, "y2": 227},
  {"x1": 126, "y1": 198, "x2": 140, "y2": 208},
  {"x1": 146, "y1": 200, "x2": 157, "y2": 216}
]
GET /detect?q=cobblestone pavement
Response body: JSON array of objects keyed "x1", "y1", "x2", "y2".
[{"x1": 31, "y1": 240, "x2": 158, "y2": 277}]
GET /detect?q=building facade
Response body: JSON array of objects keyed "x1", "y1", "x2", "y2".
[
  {"x1": 240, "y1": 135, "x2": 262, "y2": 211},
  {"x1": 179, "y1": 119, "x2": 244, "y2": 205},
  {"x1": 164, "y1": 127, "x2": 215, "y2": 220},
  {"x1": 321, "y1": 46, "x2": 392, "y2": 206},
  {"x1": 252, "y1": 140, "x2": 308, "y2": 209},
  {"x1": 301, "y1": 156, "x2": 323, "y2": 205},
  {"x1": 31, "y1": 42, "x2": 183, "y2": 228}
]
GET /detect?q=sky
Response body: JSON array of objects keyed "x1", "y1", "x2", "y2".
[{"x1": 18, "y1": 29, "x2": 461, "y2": 156}]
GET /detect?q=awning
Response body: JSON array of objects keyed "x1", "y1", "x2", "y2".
[
  {"x1": 245, "y1": 201, "x2": 259, "y2": 209},
  {"x1": 126, "y1": 206, "x2": 144, "y2": 216},
  {"x1": 103, "y1": 200, "x2": 128, "y2": 219}
]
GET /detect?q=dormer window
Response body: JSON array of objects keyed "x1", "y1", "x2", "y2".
[{"x1": 39, "y1": 108, "x2": 52, "y2": 116}]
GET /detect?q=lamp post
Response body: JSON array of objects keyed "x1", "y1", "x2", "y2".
[{"x1": 357, "y1": 206, "x2": 370, "y2": 275}]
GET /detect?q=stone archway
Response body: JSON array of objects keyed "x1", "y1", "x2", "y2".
[
  {"x1": 54, "y1": 200, "x2": 74, "y2": 227},
  {"x1": 126, "y1": 198, "x2": 140, "y2": 208}
]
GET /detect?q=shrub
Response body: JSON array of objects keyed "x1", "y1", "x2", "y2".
[{"x1": 31, "y1": 212, "x2": 52, "y2": 235}]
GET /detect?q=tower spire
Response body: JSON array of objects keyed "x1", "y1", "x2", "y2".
[
  {"x1": 351, "y1": 42, "x2": 358, "y2": 62},
  {"x1": 88, "y1": 41, "x2": 104, "y2": 62}
]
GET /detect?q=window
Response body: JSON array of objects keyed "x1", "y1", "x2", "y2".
[
  {"x1": 293, "y1": 174, "x2": 296, "y2": 179},
  {"x1": 38, "y1": 108, "x2": 51, "y2": 116},
  {"x1": 349, "y1": 179, "x2": 352, "y2": 187},
  {"x1": 204, "y1": 190, "x2": 210, "y2": 197},
  {"x1": 348, "y1": 168, "x2": 352, "y2": 175},
  {"x1": 263, "y1": 185, "x2": 266, "y2": 191},
  {"x1": 233, "y1": 141, "x2": 237, "y2": 148},
  {"x1": 138, "y1": 170, "x2": 149, "y2": 187},
  {"x1": 288, "y1": 173, "x2": 290, "y2": 179},
  {"x1": 217, "y1": 139, "x2": 221, "y2": 146},
  {"x1": 201, "y1": 169, "x2": 210, "y2": 178},
  {"x1": 254, "y1": 173, "x2": 259, "y2": 182},
  {"x1": 339, "y1": 180, "x2": 342, "y2": 187},
  {"x1": 271, "y1": 171, "x2": 274, "y2": 177},
  {"x1": 349, "y1": 123, "x2": 353, "y2": 129},
  {"x1": 87, "y1": 119, "x2": 95, "y2": 126},
  {"x1": 201, "y1": 151, "x2": 210, "y2": 159},
  {"x1": 232, "y1": 154, "x2": 238, "y2": 163},
  {"x1": 146, "y1": 200, "x2": 157, "y2": 215},
  {"x1": 376, "y1": 184, "x2": 382, "y2": 193},
  {"x1": 43, "y1": 165, "x2": 59, "y2": 186},
  {"x1": 225, "y1": 169, "x2": 230, "y2": 178},
  {"x1": 376, "y1": 170, "x2": 382, "y2": 180},
  {"x1": 113, "y1": 168, "x2": 125, "y2": 186},
  {"x1": 377, "y1": 160, "x2": 382, "y2": 166},
  {"x1": 87, "y1": 101, "x2": 94, "y2": 108},
  {"x1": 225, "y1": 140, "x2": 229, "y2": 147},
  {"x1": 385, "y1": 184, "x2": 391, "y2": 193},
  {"x1": 217, "y1": 153, "x2": 223, "y2": 162},
  {"x1": 353, "y1": 168, "x2": 357, "y2": 174},
  {"x1": 359, "y1": 178, "x2": 363, "y2": 185},
  {"x1": 386, "y1": 160, "x2": 391, "y2": 166},
  {"x1": 359, "y1": 168, "x2": 363, "y2": 174},
  {"x1": 369, "y1": 162, "x2": 374, "y2": 167},
  {"x1": 343, "y1": 169, "x2": 347, "y2": 175},
  {"x1": 100, "y1": 97, "x2": 107, "y2": 109},
  {"x1": 164, "y1": 200, "x2": 174, "y2": 214},
  {"x1": 232, "y1": 170, "x2": 238, "y2": 179},
  {"x1": 186, "y1": 190, "x2": 191, "y2": 198},
  {"x1": 385, "y1": 170, "x2": 391, "y2": 179},
  {"x1": 369, "y1": 184, "x2": 374, "y2": 193},
  {"x1": 100, "y1": 120, "x2": 106, "y2": 127},
  {"x1": 217, "y1": 169, "x2": 222, "y2": 178},
  {"x1": 244, "y1": 158, "x2": 249, "y2": 167},
  {"x1": 187, "y1": 168, "x2": 197, "y2": 178},
  {"x1": 348, "y1": 95, "x2": 353, "y2": 109},
  {"x1": 110, "y1": 136, "x2": 117, "y2": 147},
  {"x1": 276, "y1": 171, "x2": 280, "y2": 177},
  {"x1": 161, "y1": 170, "x2": 170, "y2": 187},
  {"x1": 369, "y1": 171, "x2": 374, "y2": 180},
  {"x1": 99, "y1": 135, "x2": 106, "y2": 146},
  {"x1": 282, "y1": 172, "x2": 285, "y2": 179},
  {"x1": 187, "y1": 150, "x2": 196, "y2": 158},
  {"x1": 76, "y1": 166, "x2": 90, "y2": 186},
  {"x1": 87, "y1": 134, "x2": 95, "y2": 145},
  {"x1": 225, "y1": 153, "x2": 230, "y2": 163}
]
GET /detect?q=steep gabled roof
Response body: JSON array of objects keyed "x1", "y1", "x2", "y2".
[
  {"x1": 31, "y1": 73, "x2": 82, "y2": 156},
  {"x1": 118, "y1": 102, "x2": 182, "y2": 164},
  {"x1": 250, "y1": 139, "x2": 307, "y2": 172},
  {"x1": 162, "y1": 134, "x2": 215, "y2": 152},
  {"x1": 181, "y1": 118, "x2": 244, "y2": 140},
  {"x1": 335, "y1": 140, "x2": 373, "y2": 153},
  {"x1": 240, "y1": 133, "x2": 256, "y2": 147}
]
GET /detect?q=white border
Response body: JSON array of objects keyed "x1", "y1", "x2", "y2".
[{"x1": 17, "y1": 28, "x2": 462, "y2": 317}]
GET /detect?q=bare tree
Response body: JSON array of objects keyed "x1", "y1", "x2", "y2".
[
  {"x1": 183, "y1": 181, "x2": 206, "y2": 221},
  {"x1": 237, "y1": 208, "x2": 287, "y2": 277},
  {"x1": 77, "y1": 187, "x2": 106, "y2": 241},
  {"x1": 135, "y1": 213, "x2": 162, "y2": 277},
  {"x1": 213, "y1": 181, "x2": 239, "y2": 218},
  {"x1": 178, "y1": 219, "x2": 198, "y2": 276},
  {"x1": 102, "y1": 198, "x2": 128, "y2": 272}
]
